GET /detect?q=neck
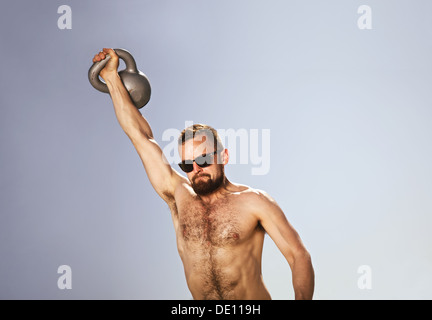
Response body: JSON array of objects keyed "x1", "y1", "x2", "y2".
[{"x1": 197, "y1": 176, "x2": 232, "y2": 204}]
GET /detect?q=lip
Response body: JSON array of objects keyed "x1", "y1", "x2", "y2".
[{"x1": 194, "y1": 174, "x2": 210, "y2": 181}]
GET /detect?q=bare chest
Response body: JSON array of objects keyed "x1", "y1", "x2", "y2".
[{"x1": 177, "y1": 199, "x2": 242, "y2": 247}]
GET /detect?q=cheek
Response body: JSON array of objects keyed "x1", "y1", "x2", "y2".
[{"x1": 209, "y1": 165, "x2": 223, "y2": 178}]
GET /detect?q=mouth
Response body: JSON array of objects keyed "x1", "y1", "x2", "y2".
[{"x1": 193, "y1": 174, "x2": 210, "y2": 182}]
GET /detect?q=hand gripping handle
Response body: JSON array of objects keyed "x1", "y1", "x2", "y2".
[{"x1": 88, "y1": 48, "x2": 138, "y2": 93}]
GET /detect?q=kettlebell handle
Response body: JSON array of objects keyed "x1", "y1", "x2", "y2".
[{"x1": 88, "y1": 48, "x2": 139, "y2": 93}]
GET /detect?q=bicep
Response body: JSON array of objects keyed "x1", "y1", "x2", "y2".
[
  {"x1": 257, "y1": 194, "x2": 307, "y2": 264},
  {"x1": 132, "y1": 135, "x2": 184, "y2": 202}
]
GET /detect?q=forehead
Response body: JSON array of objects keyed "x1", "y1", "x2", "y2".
[{"x1": 179, "y1": 133, "x2": 214, "y2": 159}]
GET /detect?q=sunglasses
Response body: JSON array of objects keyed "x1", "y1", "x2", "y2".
[{"x1": 178, "y1": 151, "x2": 219, "y2": 173}]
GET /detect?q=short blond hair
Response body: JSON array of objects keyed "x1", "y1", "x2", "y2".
[{"x1": 178, "y1": 123, "x2": 224, "y2": 152}]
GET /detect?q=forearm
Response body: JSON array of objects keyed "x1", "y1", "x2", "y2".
[
  {"x1": 291, "y1": 252, "x2": 315, "y2": 300},
  {"x1": 104, "y1": 73, "x2": 153, "y2": 140}
]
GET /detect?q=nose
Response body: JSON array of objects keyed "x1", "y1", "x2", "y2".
[{"x1": 192, "y1": 162, "x2": 203, "y2": 173}]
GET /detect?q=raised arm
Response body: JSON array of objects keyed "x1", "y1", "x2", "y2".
[
  {"x1": 254, "y1": 191, "x2": 315, "y2": 300},
  {"x1": 92, "y1": 48, "x2": 183, "y2": 203}
]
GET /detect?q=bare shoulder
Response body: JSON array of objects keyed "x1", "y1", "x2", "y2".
[
  {"x1": 165, "y1": 170, "x2": 191, "y2": 203},
  {"x1": 228, "y1": 183, "x2": 280, "y2": 210},
  {"x1": 173, "y1": 170, "x2": 191, "y2": 187},
  {"x1": 232, "y1": 185, "x2": 290, "y2": 230}
]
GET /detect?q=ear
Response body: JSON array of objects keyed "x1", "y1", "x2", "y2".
[{"x1": 222, "y1": 149, "x2": 229, "y2": 165}]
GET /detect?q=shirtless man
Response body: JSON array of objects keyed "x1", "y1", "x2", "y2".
[{"x1": 92, "y1": 48, "x2": 314, "y2": 300}]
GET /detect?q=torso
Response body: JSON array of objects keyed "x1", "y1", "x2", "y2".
[{"x1": 169, "y1": 182, "x2": 271, "y2": 300}]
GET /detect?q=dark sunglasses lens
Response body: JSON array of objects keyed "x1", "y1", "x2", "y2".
[
  {"x1": 179, "y1": 152, "x2": 217, "y2": 172},
  {"x1": 195, "y1": 154, "x2": 210, "y2": 166},
  {"x1": 178, "y1": 163, "x2": 193, "y2": 173}
]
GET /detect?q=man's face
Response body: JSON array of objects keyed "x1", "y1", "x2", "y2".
[{"x1": 179, "y1": 134, "x2": 226, "y2": 196}]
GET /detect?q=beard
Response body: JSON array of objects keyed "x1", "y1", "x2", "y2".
[{"x1": 191, "y1": 169, "x2": 225, "y2": 196}]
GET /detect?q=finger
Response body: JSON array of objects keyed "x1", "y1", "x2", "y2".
[
  {"x1": 103, "y1": 48, "x2": 117, "y2": 58},
  {"x1": 98, "y1": 51, "x2": 106, "y2": 59},
  {"x1": 103, "y1": 48, "x2": 115, "y2": 55}
]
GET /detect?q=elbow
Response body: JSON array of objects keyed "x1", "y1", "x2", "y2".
[
  {"x1": 299, "y1": 248, "x2": 312, "y2": 261},
  {"x1": 116, "y1": 113, "x2": 153, "y2": 141},
  {"x1": 126, "y1": 126, "x2": 153, "y2": 144},
  {"x1": 289, "y1": 247, "x2": 313, "y2": 268}
]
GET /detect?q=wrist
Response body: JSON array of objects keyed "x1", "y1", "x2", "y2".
[{"x1": 102, "y1": 71, "x2": 120, "y2": 84}]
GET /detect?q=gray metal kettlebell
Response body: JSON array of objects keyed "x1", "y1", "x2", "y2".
[{"x1": 88, "y1": 48, "x2": 151, "y2": 109}]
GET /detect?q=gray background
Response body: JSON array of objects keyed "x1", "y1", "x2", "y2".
[{"x1": 1, "y1": 0, "x2": 431, "y2": 299}]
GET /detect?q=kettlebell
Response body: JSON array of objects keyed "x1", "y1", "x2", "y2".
[{"x1": 88, "y1": 48, "x2": 151, "y2": 109}]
